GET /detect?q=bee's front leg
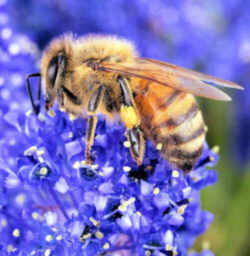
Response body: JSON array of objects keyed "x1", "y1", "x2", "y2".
[
  {"x1": 85, "y1": 85, "x2": 105, "y2": 164},
  {"x1": 57, "y1": 87, "x2": 64, "y2": 107},
  {"x1": 26, "y1": 73, "x2": 42, "y2": 115},
  {"x1": 117, "y1": 76, "x2": 145, "y2": 165}
]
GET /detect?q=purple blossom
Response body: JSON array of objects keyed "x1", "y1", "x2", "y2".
[
  {"x1": 1, "y1": 104, "x2": 218, "y2": 255},
  {"x1": 0, "y1": 37, "x2": 218, "y2": 256}
]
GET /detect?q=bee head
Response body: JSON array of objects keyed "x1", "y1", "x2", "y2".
[{"x1": 26, "y1": 35, "x2": 74, "y2": 115}]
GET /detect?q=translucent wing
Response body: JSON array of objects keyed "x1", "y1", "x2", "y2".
[{"x1": 100, "y1": 57, "x2": 243, "y2": 101}]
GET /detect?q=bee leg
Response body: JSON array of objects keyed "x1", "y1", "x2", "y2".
[
  {"x1": 127, "y1": 126, "x2": 145, "y2": 165},
  {"x1": 57, "y1": 87, "x2": 64, "y2": 107},
  {"x1": 85, "y1": 115, "x2": 98, "y2": 164},
  {"x1": 117, "y1": 76, "x2": 145, "y2": 165},
  {"x1": 26, "y1": 73, "x2": 41, "y2": 115},
  {"x1": 85, "y1": 85, "x2": 105, "y2": 164},
  {"x1": 62, "y1": 86, "x2": 81, "y2": 105}
]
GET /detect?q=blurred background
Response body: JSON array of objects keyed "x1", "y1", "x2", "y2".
[{"x1": 4, "y1": 0, "x2": 250, "y2": 255}]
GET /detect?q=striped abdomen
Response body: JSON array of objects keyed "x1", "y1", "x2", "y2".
[{"x1": 134, "y1": 81, "x2": 206, "y2": 172}]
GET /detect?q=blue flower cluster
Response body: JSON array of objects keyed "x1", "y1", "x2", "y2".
[
  {"x1": 1, "y1": 106, "x2": 218, "y2": 255},
  {"x1": 1, "y1": 1, "x2": 220, "y2": 255}
]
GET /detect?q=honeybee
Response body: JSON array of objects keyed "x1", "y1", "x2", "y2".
[{"x1": 26, "y1": 34, "x2": 243, "y2": 172}]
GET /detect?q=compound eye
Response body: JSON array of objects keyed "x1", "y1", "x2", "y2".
[{"x1": 47, "y1": 56, "x2": 59, "y2": 88}]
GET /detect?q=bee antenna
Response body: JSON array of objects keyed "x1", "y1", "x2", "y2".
[{"x1": 26, "y1": 73, "x2": 41, "y2": 115}]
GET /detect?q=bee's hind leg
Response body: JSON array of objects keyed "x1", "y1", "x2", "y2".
[
  {"x1": 117, "y1": 75, "x2": 145, "y2": 165},
  {"x1": 126, "y1": 126, "x2": 145, "y2": 165},
  {"x1": 85, "y1": 85, "x2": 105, "y2": 164}
]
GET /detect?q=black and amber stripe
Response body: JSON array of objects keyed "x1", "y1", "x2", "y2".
[
  {"x1": 163, "y1": 124, "x2": 205, "y2": 146},
  {"x1": 160, "y1": 103, "x2": 199, "y2": 128},
  {"x1": 142, "y1": 89, "x2": 206, "y2": 172},
  {"x1": 158, "y1": 90, "x2": 182, "y2": 110}
]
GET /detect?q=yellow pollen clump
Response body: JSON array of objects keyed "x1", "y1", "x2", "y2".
[
  {"x1": 38, "y1": 113, "x2": 45, "y2": 121},
  {"x1": 73, "y1": 161, "x2": 81, "y2": 169},
  {"x1": 178, "y1": 205, "x2": 187, "y2": 215},
  {"x1": 45, "y1": 234, "x2": 53, "y2": 242},
  {"x1": 123, "y1": 141, "x2": 131, "y2": 148},
  {"x1": 127, "y1": 197, "x2": 136, "y2": 204},
  {"x1": 136, "y1": 211, "x2": 142, "y2": 216},
  {"x1": 12, "y1": 229, "x2": 20, "y2": 237},
  {"x1": 202, "y1": 240, "x2": 211, "y2": 250},
  {"x1": 156, "y1": 143, "x2": 163, "y2": 151},
  {"x1": 16, "y1": 194, "x2": 25, "y2": 204},
  {"x1": 56, "y1": 235, "x2": 63, "y2": 241},
  {"x1": 92, "y1": 164, "x2": 99, "y2": 169},
  {"x1": 69, "y1": 113, "x2": 77, "y2": 121},
  {"x1": 44, "y1": 249, "x2": 51, "y2": 256},
  {"x1": 212, "y1": 145, "x2": 220, "y2": 153},
  {"x1": 80, "y1": 233, "x2": 91, "y2": 240},
  {"x1": 37, "y1": 149, "x2": 45, "y2": 156},
  {"x1": 24, "y1": 146, "x2": 37, "y2": 156},
  {"x1": 209, "y1": 156, "x2": 215, "y2": 161},
  {"x1": 89, "y1": 217, "x2": 100, "y2": 227},
  {"x1": 120, "y1": 105, "x2": 140, "y2": 129},
  {"x1": 38, "y1": 156, "x2": 45, "y2": 163},
  {"x1": 145, "y1": 250, "x2": 152, "y2": 256},
  {"x1": 118, "y1": 197, "x2": 136, "y2": 212},
  {"x1": 172, "y1": 170, "x2": 179, "y2": 178},
  {"x1": 103, "y1": 242, "x2": 110, "y2": 249},
  {"x1": 153, "y1": 187, "x2": 160, "y2": 195},
  {"x1": 39, "y1": 167, "x2": 48, "y2": 176},
  {"x1": 32, "y1": 212, "x2": 39, "y2": 220},
  {"x1": 165, "y1": 244, "x2": 173, "y2": 251},
  {"x1": 123, "y1": 166, "x2": 131, "y2": 172},
  {"x1": 118, "y1": 204, "x2": 127, "y2": 212},
  {"x1": 25, "y1": 110, "x2": 32, "y2": 116},
  {"x1": 48, "y1": 110, "x2": 56, "y2": 117},
  {"x1": 95, "y1": 230, "x2": 104, "y2": 239}
]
